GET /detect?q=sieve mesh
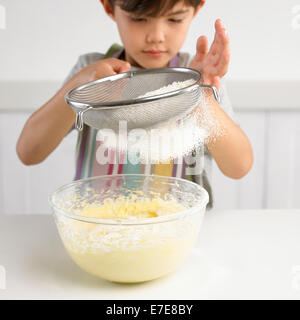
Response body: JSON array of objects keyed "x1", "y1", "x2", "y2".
[{"x1": 65, "y1": 68, "x2": 219, "y2": 131}]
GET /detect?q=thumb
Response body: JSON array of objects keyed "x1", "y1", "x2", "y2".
[
  {"x1": 108, "y1": 58, "x2": 131, "y2": 74},
  {"x1": 119, "y1": 61, "x2": 131, "y2": 73},
  {"x1": 195, "y1": 36, "x2": 208, "y2": 63}
]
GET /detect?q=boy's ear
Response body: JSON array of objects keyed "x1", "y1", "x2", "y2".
[
  {"x1": 193, "y1": 0, "x2": 206, "y2": 17},
  {"x1": 100, "y1": 0, "x2": 116, "y2": 21}
]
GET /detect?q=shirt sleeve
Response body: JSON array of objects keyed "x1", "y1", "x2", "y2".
[{"x1": 62, "y1": 52, "x2": 105, "y2": 85}]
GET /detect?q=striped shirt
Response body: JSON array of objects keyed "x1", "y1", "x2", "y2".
[{"x1": 64, "y1": 44, "x2": 234, "y2": 208}]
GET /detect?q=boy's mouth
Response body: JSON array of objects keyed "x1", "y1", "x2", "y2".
[{"x1": 143, "y1": 50, "x2": 166, "y2": 58}]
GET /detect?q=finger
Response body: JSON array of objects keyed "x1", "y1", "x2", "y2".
[
  {"x1": 215, "y1": 19, "x2": 224, "y2": 33},
  {"x1": 107, "y1": 58, "x2": 131, "y2": 74},
  {"x1": 213, "y1": 28, "x2": 230, "y2": 68},
  {"x1": 206, "y1": 48, "x2": 230, "y2": 79},
  {"x1": 209, "y1": 19, "x2": 222, "y2": 56},
  {"x1": 216, "y1": 47, "x2": 230, "y2": 77},
  {"x1": 209, "y1": 40, "x2": 228, "y2": 67},
  {"x1": 216, "y1": 20, "x2": 229, "y2": 55},
  {"x1": 209, "y1": 34, "x2": 219, "y2": 57},
  {"x1": 118, "y1": 61, "x2": 131, "y2": 73},
  {"x1": 210, "y1": 19, "x2": 227, "y2": 56},
  {"x1": 195, "y1": 36, "x2": 208, "y2": 62},
  {"x1": 202, "y1": 76, "x2": 220, "y2": 91},
  {"x1": 217, "y1": 20, "x2": 229, "y2": 49},
  {"x1": 211, "y1": 76, "x2": 220, "y2": 91},
  {"x1": 93, "y1": 58, "x2": 130, "y2": 78},
  {"x1": 208, "y1": 22, "x2": 229, "y2": 67}
]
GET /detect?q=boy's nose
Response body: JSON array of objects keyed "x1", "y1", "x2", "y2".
[{"x1": 146, "y1": 26, "x2": 165, "y2": 43}]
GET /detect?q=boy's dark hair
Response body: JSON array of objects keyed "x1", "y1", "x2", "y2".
[{"x1": 108, "y1": 0, "x2": 203, "y2": 17}]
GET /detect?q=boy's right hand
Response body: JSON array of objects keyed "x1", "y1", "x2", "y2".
[
  {"x1": 16, "y1": 58, "x2": 131, "y2": 166},
  {"x1": 67, "y1": 58, "x2": 131, "y2": 89}
]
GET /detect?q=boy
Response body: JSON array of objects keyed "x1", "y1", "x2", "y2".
[{"x1": 16, "y1": 0, "x2": 253, "y2": 207}]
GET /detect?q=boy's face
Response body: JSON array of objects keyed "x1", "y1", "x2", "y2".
[{"x1": 102, "y1": 0, "x2": 202, "y2": 69}]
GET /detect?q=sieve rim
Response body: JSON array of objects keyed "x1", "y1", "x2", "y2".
[{"x1": 65, "y1": 67, "x2": 201, "y2": 110}]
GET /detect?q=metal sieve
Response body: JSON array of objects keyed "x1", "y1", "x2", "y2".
[{"x1": 65, "y1": 67, "x2": 220, "y2": 131}]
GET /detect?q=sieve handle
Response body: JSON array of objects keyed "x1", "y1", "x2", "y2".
[
  {"x1": 198, "y1": 84, "x2": 220, "y2": 104},
  {"x1": 75, "y1": 106, "x2": 93, "y2": 131}
]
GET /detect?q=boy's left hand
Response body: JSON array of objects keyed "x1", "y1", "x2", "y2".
[{"x1": 189, "y1": 19, "x2": 230, "y2": 90}]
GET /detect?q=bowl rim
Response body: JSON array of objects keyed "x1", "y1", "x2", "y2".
[{"x1": 48, "y1": 174, "x2": 209, "y2": 226}]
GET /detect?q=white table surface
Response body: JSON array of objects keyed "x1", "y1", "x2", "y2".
[{"x1": 1, "y1": 210, "x2": 300, "y2": 300}]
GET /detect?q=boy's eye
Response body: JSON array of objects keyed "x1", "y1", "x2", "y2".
[
  {"x1": 130, "y1": 17, "x2": 147, "y2": 22},
  {"x1": 169, "y1": 18, "x2": 183, "y2": 23}
]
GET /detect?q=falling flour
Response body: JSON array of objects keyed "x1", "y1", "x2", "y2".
[{"x1": 101, "y1": 79, "x2": 222, "y2": 164}]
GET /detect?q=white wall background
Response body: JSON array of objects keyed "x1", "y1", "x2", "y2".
[
  {"x1": 0, "y1": 0, "x2": 300, "y2": 214},
  {"x1": 1, "y1": 0, "x2": 300, "y2": 81}
]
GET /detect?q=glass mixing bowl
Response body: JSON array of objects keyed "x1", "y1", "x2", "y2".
[{"x1": 49, "y1": 174, "x2": 209, "y2": 283}]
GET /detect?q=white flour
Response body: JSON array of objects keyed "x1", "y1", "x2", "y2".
[
  {"x1": 126, "y1": 116, "x2": 208, "y2": 163},
  {"x1": 137, "y1": 79, "x2": 195, "y2": 98},
  {"x1": 101, "y1": 79, "x2": 220, "y2": 164}
]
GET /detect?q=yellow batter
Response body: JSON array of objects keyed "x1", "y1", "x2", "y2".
[
  {"x1": 57, "y1": 195, "x2": 200, "y2": 283},
  {"x1": 80, "y1": 195, "x2": 185, "y2": 219}
]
